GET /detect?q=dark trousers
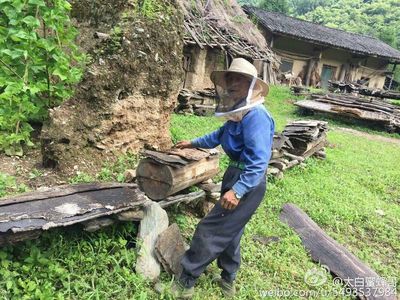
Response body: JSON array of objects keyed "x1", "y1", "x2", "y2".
[{"x1": 179, "y1": 166, "x2": 266, "y2": 288}]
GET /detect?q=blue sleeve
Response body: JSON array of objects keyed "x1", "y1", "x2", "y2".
[
  {"x1": 191, "y1": 125, "x2": 225, "y2": 149},
  {"x1": 232, "y1": 110, "x2": 274, "y2": 197}
]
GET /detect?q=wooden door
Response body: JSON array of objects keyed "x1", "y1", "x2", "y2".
[{"x1": 321, "y1": 65, "x2": 336, "y2": 88}]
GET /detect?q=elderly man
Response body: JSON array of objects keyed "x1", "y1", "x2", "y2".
[{"x1": 172, "y1": 58, "x2": 275, "y2": 298}]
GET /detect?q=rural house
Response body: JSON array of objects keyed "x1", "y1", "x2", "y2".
[
  {"x1": 244, "y1": 6, "x2": 400, "y2": 89},
  {"x1": 177, "y1": 0, "x2": 279, "y2": 91}
]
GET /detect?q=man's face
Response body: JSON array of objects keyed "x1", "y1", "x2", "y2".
[{"x1": 225, "y1": 73, "x2": 252, "y2": 99}]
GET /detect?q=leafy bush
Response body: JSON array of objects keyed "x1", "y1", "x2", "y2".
[{"x1": 0, "y1": 0, "x2": 84, "y2": 155}]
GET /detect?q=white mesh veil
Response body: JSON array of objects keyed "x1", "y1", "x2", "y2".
[{"x1": 212, "y1": 72, "x2": 267, "y2": 117}]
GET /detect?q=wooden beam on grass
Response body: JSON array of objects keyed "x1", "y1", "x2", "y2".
[{"x1": 280, "y1": 203, "x2": 396, "y2": 300}]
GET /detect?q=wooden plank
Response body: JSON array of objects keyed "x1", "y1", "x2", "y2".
[
  {"x1": 0, "y1": 186, "x2": 147, "y2": 232},
  {"x1": 141, "y1": 149, "x2": 189, "y2": 166},
  {"x1": 197, "y1": 182, "x2": 221, "y2": 193},
  {"x1": 273, "y1": 134, "x2": 292, "y2": 150},
  {"x1": 322, "y1": 93, "x2": 399, "y2": 112},
  {"x1": 166, "y1": 148, "x2": 212, "y2": 161},
  {"x1": 193, "y1": 104, "x2": 215, "y2": 116},
  {"x1": 136, "y1": 158, "x2": 173, "y2": 200},
  {"x1": 315, "y1": 97, "x2": 394, "y2": 115},
  {"x1": 0, "y1": 184, "x2": 148, "y2": 247},
  {"x1": 280, "y1": 203, "x2": 396, "y2": 300},
  {"x1": 283, "y1": 152, "x2": 305, "y2": 162},
  {"x1": 295, "y1": 100, "x2": 395, "y2": 124},
  {"x1": 0, "y1": 183, "x2": 137, "y2": 207},
  {"x1": 302, "y1": 139, "x2": 326, "y2": 158},
  {"x1": 286, "y1": 120, "x2": 328, "y2": 127},
  {"x1": 158, "y1": 191, "x2": 206, "y2": 208},
  {"x1": 155, "y1": 223, "x2": 186, "y2": 277},
  {"x1": 305, "y1": 59, "x2": 315, "y2": 86}
]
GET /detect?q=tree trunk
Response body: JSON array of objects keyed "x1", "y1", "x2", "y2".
[{"x1": 137, "y1": 156, "x2": 219, "y2": 200}]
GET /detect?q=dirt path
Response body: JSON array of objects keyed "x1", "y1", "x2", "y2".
[{"x1": 335, "y1": 127, "x2": 400, "y2": 146}]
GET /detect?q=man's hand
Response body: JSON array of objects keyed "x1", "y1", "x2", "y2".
[
  {"x1": 174, "y1": 140, "x2": 193, "y2": 149},
  {"x1": 220, "y1": 189, "x2": 239, "y2": 210}
]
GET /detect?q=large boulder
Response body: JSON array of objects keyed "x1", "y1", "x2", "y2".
[
  {"x1": 135, "y1": 202, "x2": 169, "y2": 280},
  {"x1": 41, "y1": 1, "x2": 184, "y2": 176}
]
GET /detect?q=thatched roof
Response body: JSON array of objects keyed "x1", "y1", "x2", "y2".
[
  {"x1": 244, "y1": 6, "x2": 400, "y2": 62},
  {"x1": 177, "y1": 0, "x2": 278, "y2": 63}
]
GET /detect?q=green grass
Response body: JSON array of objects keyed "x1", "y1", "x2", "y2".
[
  {"x1": 0, "y1": 224, "x2": 154, "y2": 299},
  {"x1": 168, "y1": 86, "x2": 400, "y2": 299},
  {"x1": 0, "y1": 85, "x2": 399, "y2": 299},
  {"x1": 0, "y1": 173, "x2": 28, "y2": 197},
  {"x1": 390, "y1": 99, "x2": 400, "y2": 107}
]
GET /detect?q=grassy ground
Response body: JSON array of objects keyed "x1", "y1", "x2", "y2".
[
  {"x1": 390, "y1": 99, "x2": 400, "y2": 107},
  {"x1": 0, "y1": 86, "x2": 399, "y2": 299}
]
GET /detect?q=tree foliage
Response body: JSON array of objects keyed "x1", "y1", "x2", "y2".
[
  {"x1": 258, "y1": 0, "x2": 290, "y2": 13},
  {"x1": 238, "y1": 0, "x2": 290, "y2": 14},
  {"x1": 294, "y1": 0, "x2": 400, "y2": 50},
  {"x1": 0, "y1": 0, "x2": 84, "y2": 155}
]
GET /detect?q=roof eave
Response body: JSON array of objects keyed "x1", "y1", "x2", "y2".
[
  {"x1": 269, "y1": 31, "x2": 400, "y2": 63},
  {"x1": 183, "y1": 37, "x2": 272, "y2": 61}
]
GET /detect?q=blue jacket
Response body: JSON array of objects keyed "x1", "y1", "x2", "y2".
[{"x1": 191, "y1": 105, "x2": 275, "y2": 197}]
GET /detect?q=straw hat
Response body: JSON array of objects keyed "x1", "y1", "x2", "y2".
[{"x1": 210, "y1": 58, "x2": 269, "y2": 98}]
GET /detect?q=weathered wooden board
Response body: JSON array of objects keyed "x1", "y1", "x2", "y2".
[
  {"x1": 316, "y1": 96, "x2": 395, "y2": 115},
  {"x1": 295, "y1": 100, "x2": 395, "y2": 124},
  {"x1": 297, "y1": 93, "x2": 400, "y2": 134},
  {"x1": 312, "y1": 93, "x2": 400, "y2": 114},
  {"x1": 302, "y1": 139, "x2": 326, "y2": 159},
  {"x1": 0, "y1": 183, "x2": 148, "y2": 247},
  {"x1": 281, "y1": 120, "x2": 327, "y2": 157},
  {"x1": 268, "y1": 120, "x2": 328, "y2": 176},
  {"x1": 283, "y1": 121, "x2": 328, "y2": 140},
  {"x1": 166, "y1": 148, "x2": 211, "y2": 161},
  {"x1": 280, "y1": 203, "x2": 396, "y2": 300},
  {"x1": 196, "y1": 182, "x2": 221, "y2": 193},
  {"x1": 287, "y1": 133, "x2": 326, "y2": 157},
  {"x1": 155, "y1": 223, "x2": 186, "y2": 277},
  {"x1": 140, "y1": 150, "x2": 189, "y2": 167},
  {"x1": 359, "y1": 89, "x2": 400, "y2": 100},
  {"x1": 158, "y1": 191, "x2": 206, "y2": 208},
  {"x1": 0, "y1": 183, "x2": 137, "y2": 206},
  {"x1": 273, "y1": 134, "x2": 293, "y2": 150}
]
